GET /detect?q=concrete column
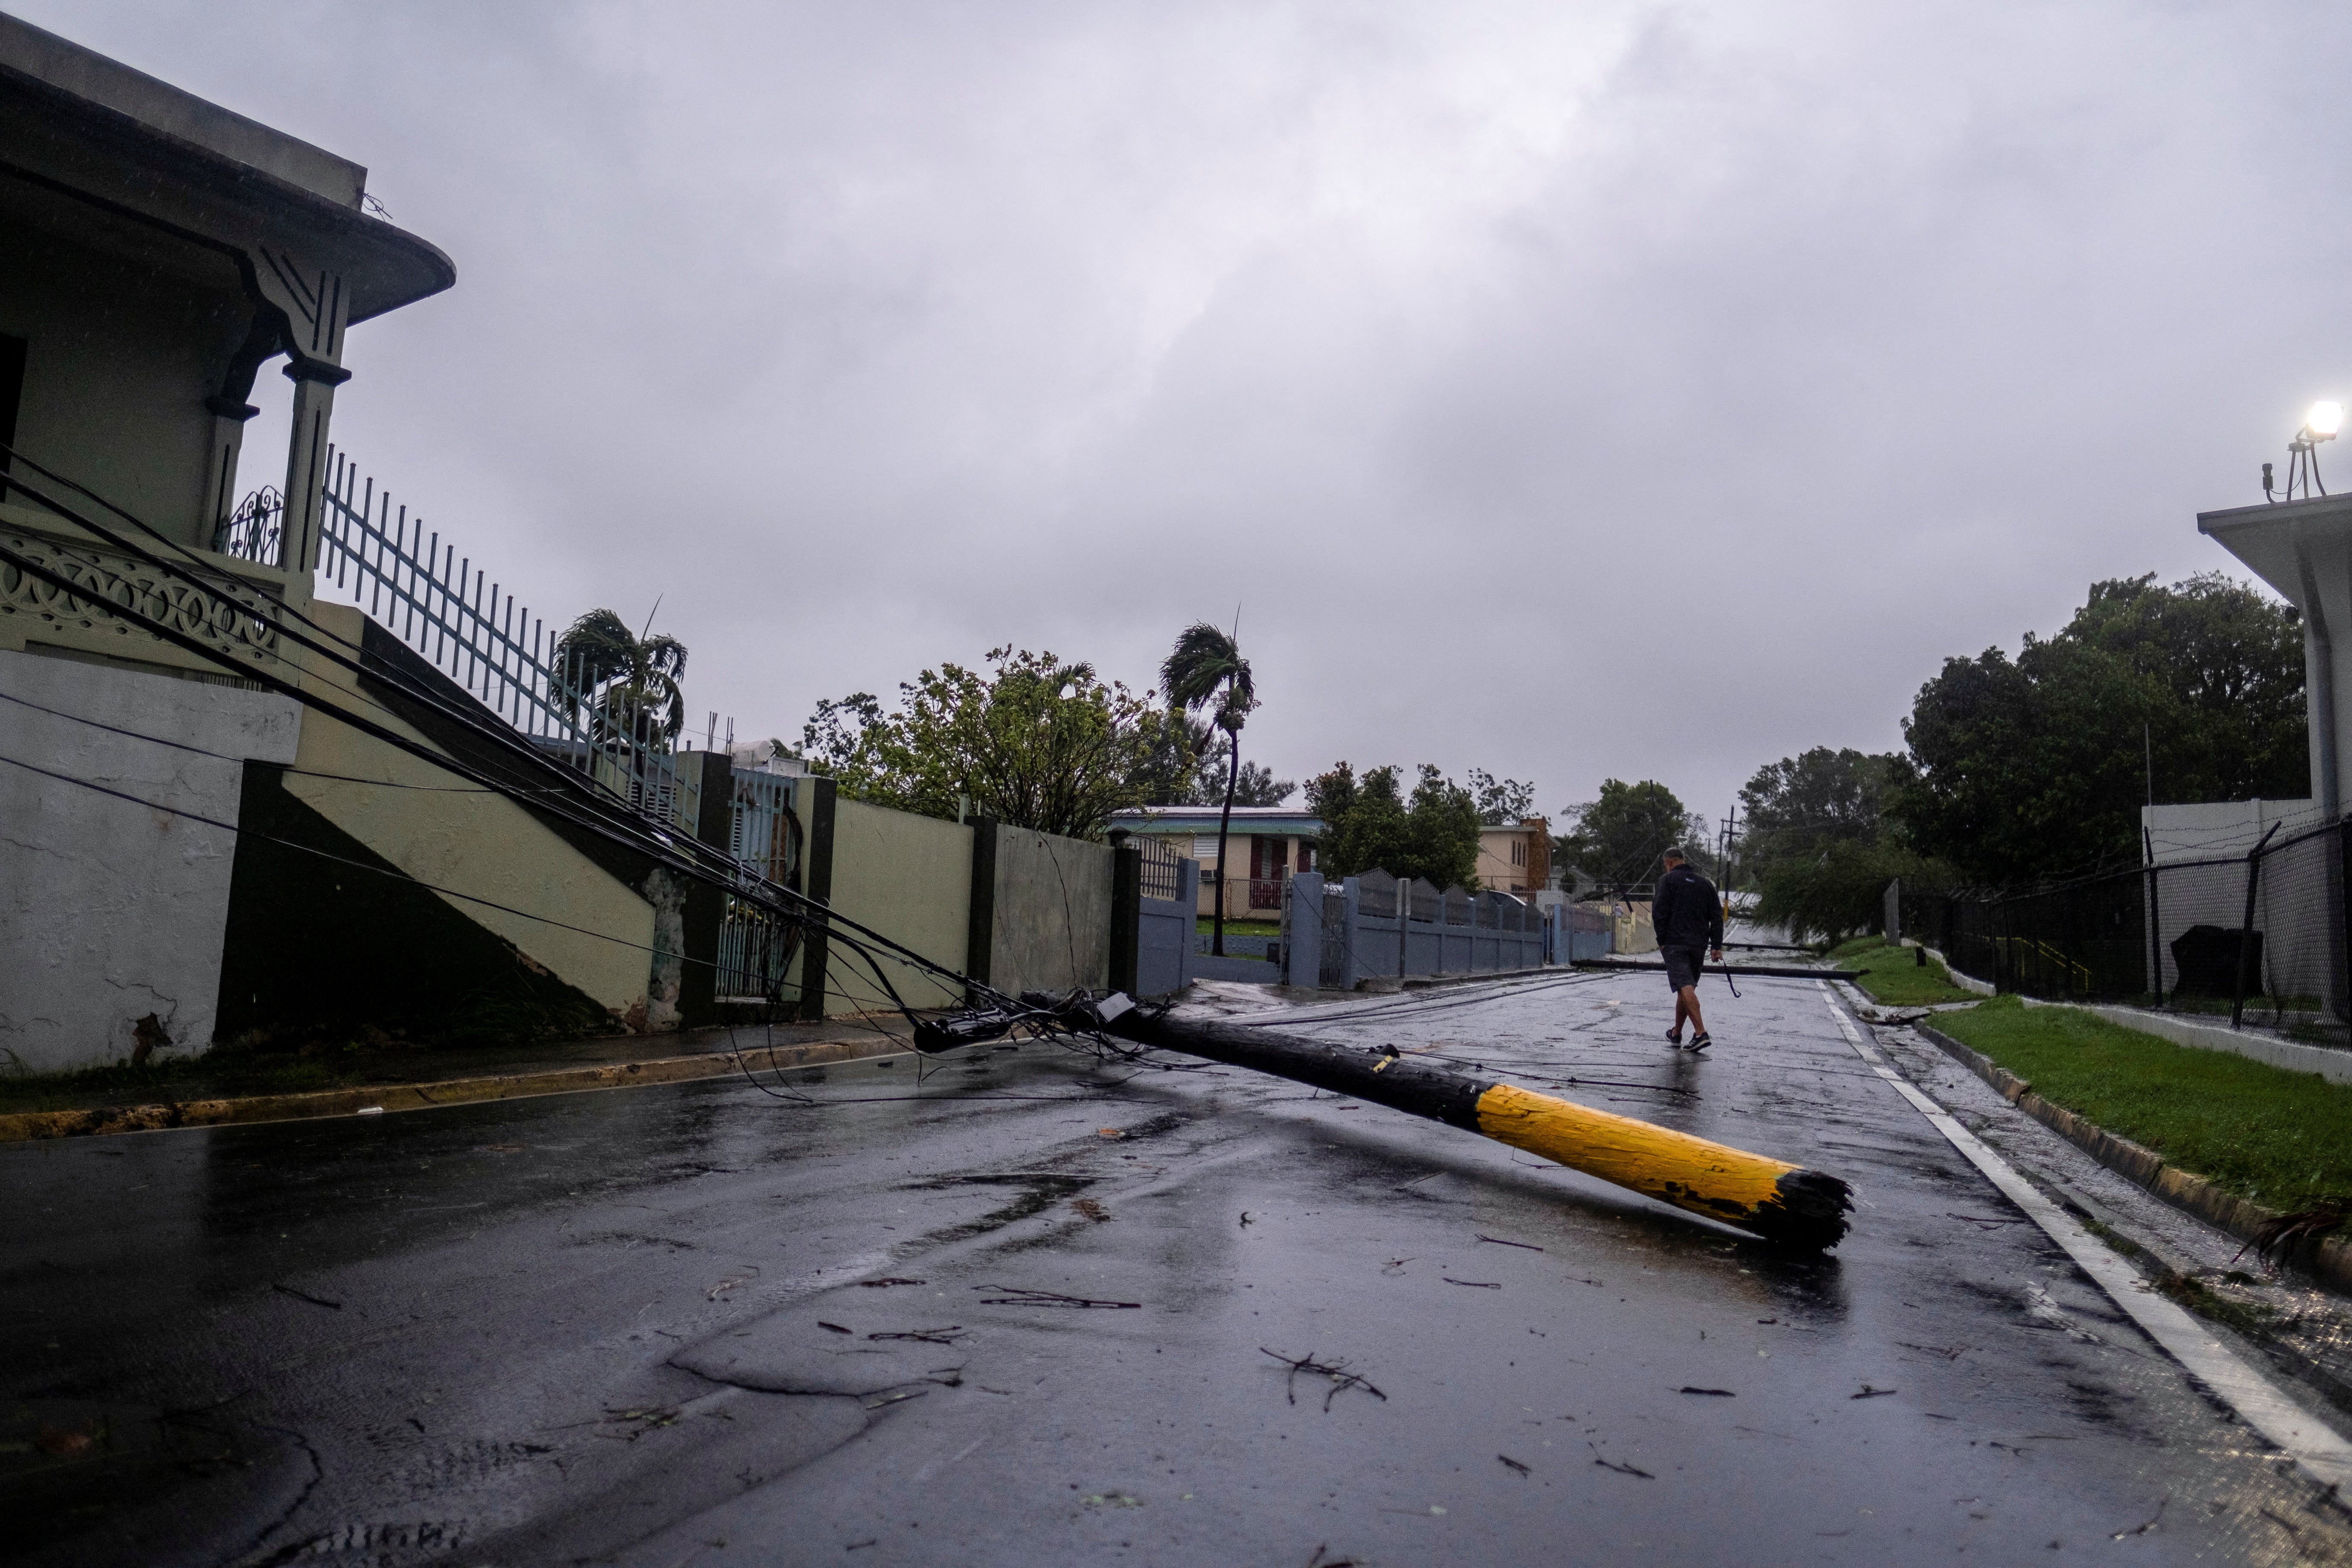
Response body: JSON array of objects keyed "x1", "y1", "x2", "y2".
[
  {"x1": 964, "y1": 817, "x2": 999, "y2": 1004},
  {"x1": 1340, "y1": 876, "x2": 1363, "y2": 990},
  {"x1": 1285, "y1": 872, "x2": 1325, "y2": 988},
  {"x1": 281, "y1": 361, "x2": 349, "y2": 579},
  {"x1": 795, "y1": 776, "x2": 838, "y2": 1021},
  {"x1": 1109, "y1": 843, "x2": 1141, "y2": 995},
  {"x1": 234, "y1": 246, "x2": 351, "y2": 583},
  {"x1": 200, "y1": 310, "x2": 279, "y2": 551},
  {"x1": 678, "y1": 750, "x2": 734, "y2": 1026},
  {"x1": 200, "y1": 403, "x2": 255, "y2": 551},
  {"x1": 1176, "y1": 858, "x2": 1198, "y2": 990}
]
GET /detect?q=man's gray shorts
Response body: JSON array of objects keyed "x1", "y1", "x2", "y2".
[{"x1": 1663, "y1": 946, "x2": 1707, "y2": 991}]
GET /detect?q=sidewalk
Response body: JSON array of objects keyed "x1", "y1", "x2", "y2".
[{"x1": 0, "y1": 1016, "x2": 910, "y2": 1142}]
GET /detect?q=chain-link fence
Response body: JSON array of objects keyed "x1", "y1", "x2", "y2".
[{"x1": 1903, "y1": 819, "x2": 2350, "y2": 1043}]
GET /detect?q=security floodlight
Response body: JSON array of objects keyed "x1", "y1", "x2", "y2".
[{"x1": 2265, "y1": 398, "x2": 2345, "y2": 502}]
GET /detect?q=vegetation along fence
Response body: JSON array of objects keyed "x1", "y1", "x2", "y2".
[{"x1": 1903, "y1": 818, "x2": 2350, "y2": 1043}]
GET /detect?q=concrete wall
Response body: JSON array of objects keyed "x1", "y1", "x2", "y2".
[
  {"x1": 278, "y1": 602, "x2": 657, "y2": 1022},
  {"x1": 818, "y1": 797, "x2": 974, "y2": 1015},
  {"x1": 991, "y1": 826, "x2": 1113, "y2": 995},
  {"x1": 1, "y1": 216, "x2": 248, "y2": 549},
  {"x1": 1612, "y1": 901, "x2": 1658, "y2": 954},
  {"x1": 0, "y1": 646, "x2": 299, "y2": 1071}
]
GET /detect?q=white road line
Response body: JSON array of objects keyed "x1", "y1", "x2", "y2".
[{"x1": 1813, "y1": 981, "x2": 2352, "y2": 1491}]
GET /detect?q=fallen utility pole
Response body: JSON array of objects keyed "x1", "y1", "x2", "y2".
[
  {"x1": 1576, "y1": 960, "x2": 1864, "y2": 981},
  {"x1": 1085, "y1": 1002, "x2": 1851, "y2": 1252}
]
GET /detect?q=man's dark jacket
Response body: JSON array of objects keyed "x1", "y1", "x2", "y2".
[{"x1": 1652, "y1": 864, "x2": 1724, "y2": 952}]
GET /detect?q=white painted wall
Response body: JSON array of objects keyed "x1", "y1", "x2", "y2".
[{"x1": 0, "y1": 648, "x2": 298, "y2": 1072}]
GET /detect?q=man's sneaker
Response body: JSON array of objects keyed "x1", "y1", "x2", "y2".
[
  {"x1": 1665, "y1": 1028, "x2": 1684, "y2": 1048},
  {"x1": 1686, "y1": 1032, "x2": 1713, "y2": 1052}
]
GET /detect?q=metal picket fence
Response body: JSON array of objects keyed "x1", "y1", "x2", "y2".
[
  {"x1": 1903, "y1": 819, "x2": 2350, "y2": 1043},
  {"x1": 214, "y1": 450, "x2": 701, "y2": 833}
]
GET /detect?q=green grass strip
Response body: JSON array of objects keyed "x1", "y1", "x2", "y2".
[
  {"x1": 1196, "y1": 918, "x2": 1280, "y2": 937},
  {"x1": 1827, "y1": 939, "x2": 1978, "y2": 1007},
  {"x1": 1936, "y1": 995, "x2": 2352, "y2": 1209}
]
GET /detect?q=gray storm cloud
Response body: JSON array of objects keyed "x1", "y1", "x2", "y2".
[{"x1": 22, "y1": 0, "x2": 2351, "y2": 825}]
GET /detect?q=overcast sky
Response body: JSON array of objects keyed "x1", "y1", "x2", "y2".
[{"x1": 27, "y1": 0, "x2": 2352, "y2": 830}]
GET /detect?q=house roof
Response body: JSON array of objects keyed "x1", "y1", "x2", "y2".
[{"x1": 1109, "y1": 805, "x2": 1324, "y2": 836}]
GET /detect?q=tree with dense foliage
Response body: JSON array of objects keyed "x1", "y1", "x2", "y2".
[
  {"x1": 1467, "y1": 769, "x2": 1536, "y2": 825},
  {"x1": 1753, "y1": 840, "x2": 1942, "y2": 945},
  {"x1": 1307, "y1": 762, "x2": 1483, "y2": 890},
  {"x1": 1738, "y1": 748, "x2": 1898, "y2": 867},
  {"x1": 1123, "y1": 710, "x2": 1211, "y2": 806},
  {"x1": 1161, "y1": 623, "x2": 1259, "y2": 954},
  {"x1": 1894, "y1": 573, "x2": 2305, "y2": 884},
  {"x1": 1193, "y1": 732, "x2": 1294, "y2": 806},
  {"x1": 1735, "y1": 746, "x2": 1943, "y2": 942},
  {"x1": 1556, "y1": 779, "x2": 1710, "y2": 888},
  {"x1": 801, "y1": 647, "x2": 1156, "y2": 839},
  {"x1": 555, "y1": 608, "x2": 688, "y2": 753}
]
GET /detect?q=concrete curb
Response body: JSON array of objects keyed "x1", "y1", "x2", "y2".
[
  {"x1": 1913, "y1": 1021, "x2": 2352, "y2": 1295},
  {"x1": 1912, "y1": 944, "x2": 1995, "y2": 996},
  {"x1": 1396, "y1": 965, "x2": 1556, "y2": 991},
  {"x1": 0, "y1": 1036, "x2": 909, "y2": 1143}
]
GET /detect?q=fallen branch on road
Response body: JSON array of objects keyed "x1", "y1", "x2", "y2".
[
  {"x1": 973, "y1": 1285, "x2": 1140, "y2": 1309},
  {"x1": 1262, "y1": 1348, "x2": 1387, "y2": 1411}
]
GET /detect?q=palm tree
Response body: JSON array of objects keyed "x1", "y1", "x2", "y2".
[
  {"x1": 1161, "y1": 622, "x2": 1258, "y2": 955},
  {"x1": 555, "y1": 608, "x2": 688, "y2": 754}
]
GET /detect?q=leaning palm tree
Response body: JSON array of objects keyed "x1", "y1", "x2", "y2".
[
  {"x1": 1161, "y1": 622, "x2": 1258, "y2": 956},
  {"x1": 555, "y1": 608, "x2": 688, "y2": 755}
]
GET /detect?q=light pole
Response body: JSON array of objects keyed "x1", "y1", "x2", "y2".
[{"x1": 2265, "y1": 400, "x2": 2343, "y2": 502}]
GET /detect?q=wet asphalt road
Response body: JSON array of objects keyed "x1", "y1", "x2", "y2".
[{"x1": 8, "y1": 972, "x2": 2349, "y2": 1566}]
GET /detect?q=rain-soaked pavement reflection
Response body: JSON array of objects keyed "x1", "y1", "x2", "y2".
[{"x1": 9, "y1": 972, "x2": 2352, "y2": 1565}]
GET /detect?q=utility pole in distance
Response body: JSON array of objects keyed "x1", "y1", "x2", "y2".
[{"x1": 1720, "y1": 802, "x2": 1740, "y2": 924}]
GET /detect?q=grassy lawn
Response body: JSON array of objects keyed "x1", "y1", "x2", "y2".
[
  {"x1": 1826, "y1": 939, "x2": 1978, "y2": 1007},
  {"x1": 1197, "y1": 918, "x2": 1280, "y2": 937},
  {"x1": 1936, "y1": 995, "x2": 2352, "y2": 1210}
]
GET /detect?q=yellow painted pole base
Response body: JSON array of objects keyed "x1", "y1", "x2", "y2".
[{"x1": 1474, "y1": 1082, "x2": 1850, "y2": 1249}]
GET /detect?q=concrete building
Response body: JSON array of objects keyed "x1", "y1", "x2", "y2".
[
  {"x1": 0, "y1": 19, "x2": 1182, "y2": 1073},
  {"x1": 2195, "y1": 490, "x2": 2352, "y2": 838},
  {"x1": 1475, "y1": 818, "x2": 1550, "y2": 895},
  {"x1": 0, "y1": 15, "x2": 475, "y2": 1072},
  {"x1": 1106, "y1": 804, "x2": 1322, "y2": 921},
  {"x1": 0, "y1": 19, "x2": 693, "y2": 1072}
]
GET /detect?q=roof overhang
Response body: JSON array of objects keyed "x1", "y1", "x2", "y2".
[
  {"x1": 2197, "y1": 492, "x2": 2352, "y2": 608},
  {"x1": 0, "y1": 16, "x2": 452, "y2": 325}
]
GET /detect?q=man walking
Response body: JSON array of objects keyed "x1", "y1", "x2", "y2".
[{"x1": 1652, "y1": 847, "x2": 1725, "y2": 1051}]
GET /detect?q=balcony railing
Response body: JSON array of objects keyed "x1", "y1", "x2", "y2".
[{"x1": 209, "y1": 485, "x2": 283, "y2": 563}]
